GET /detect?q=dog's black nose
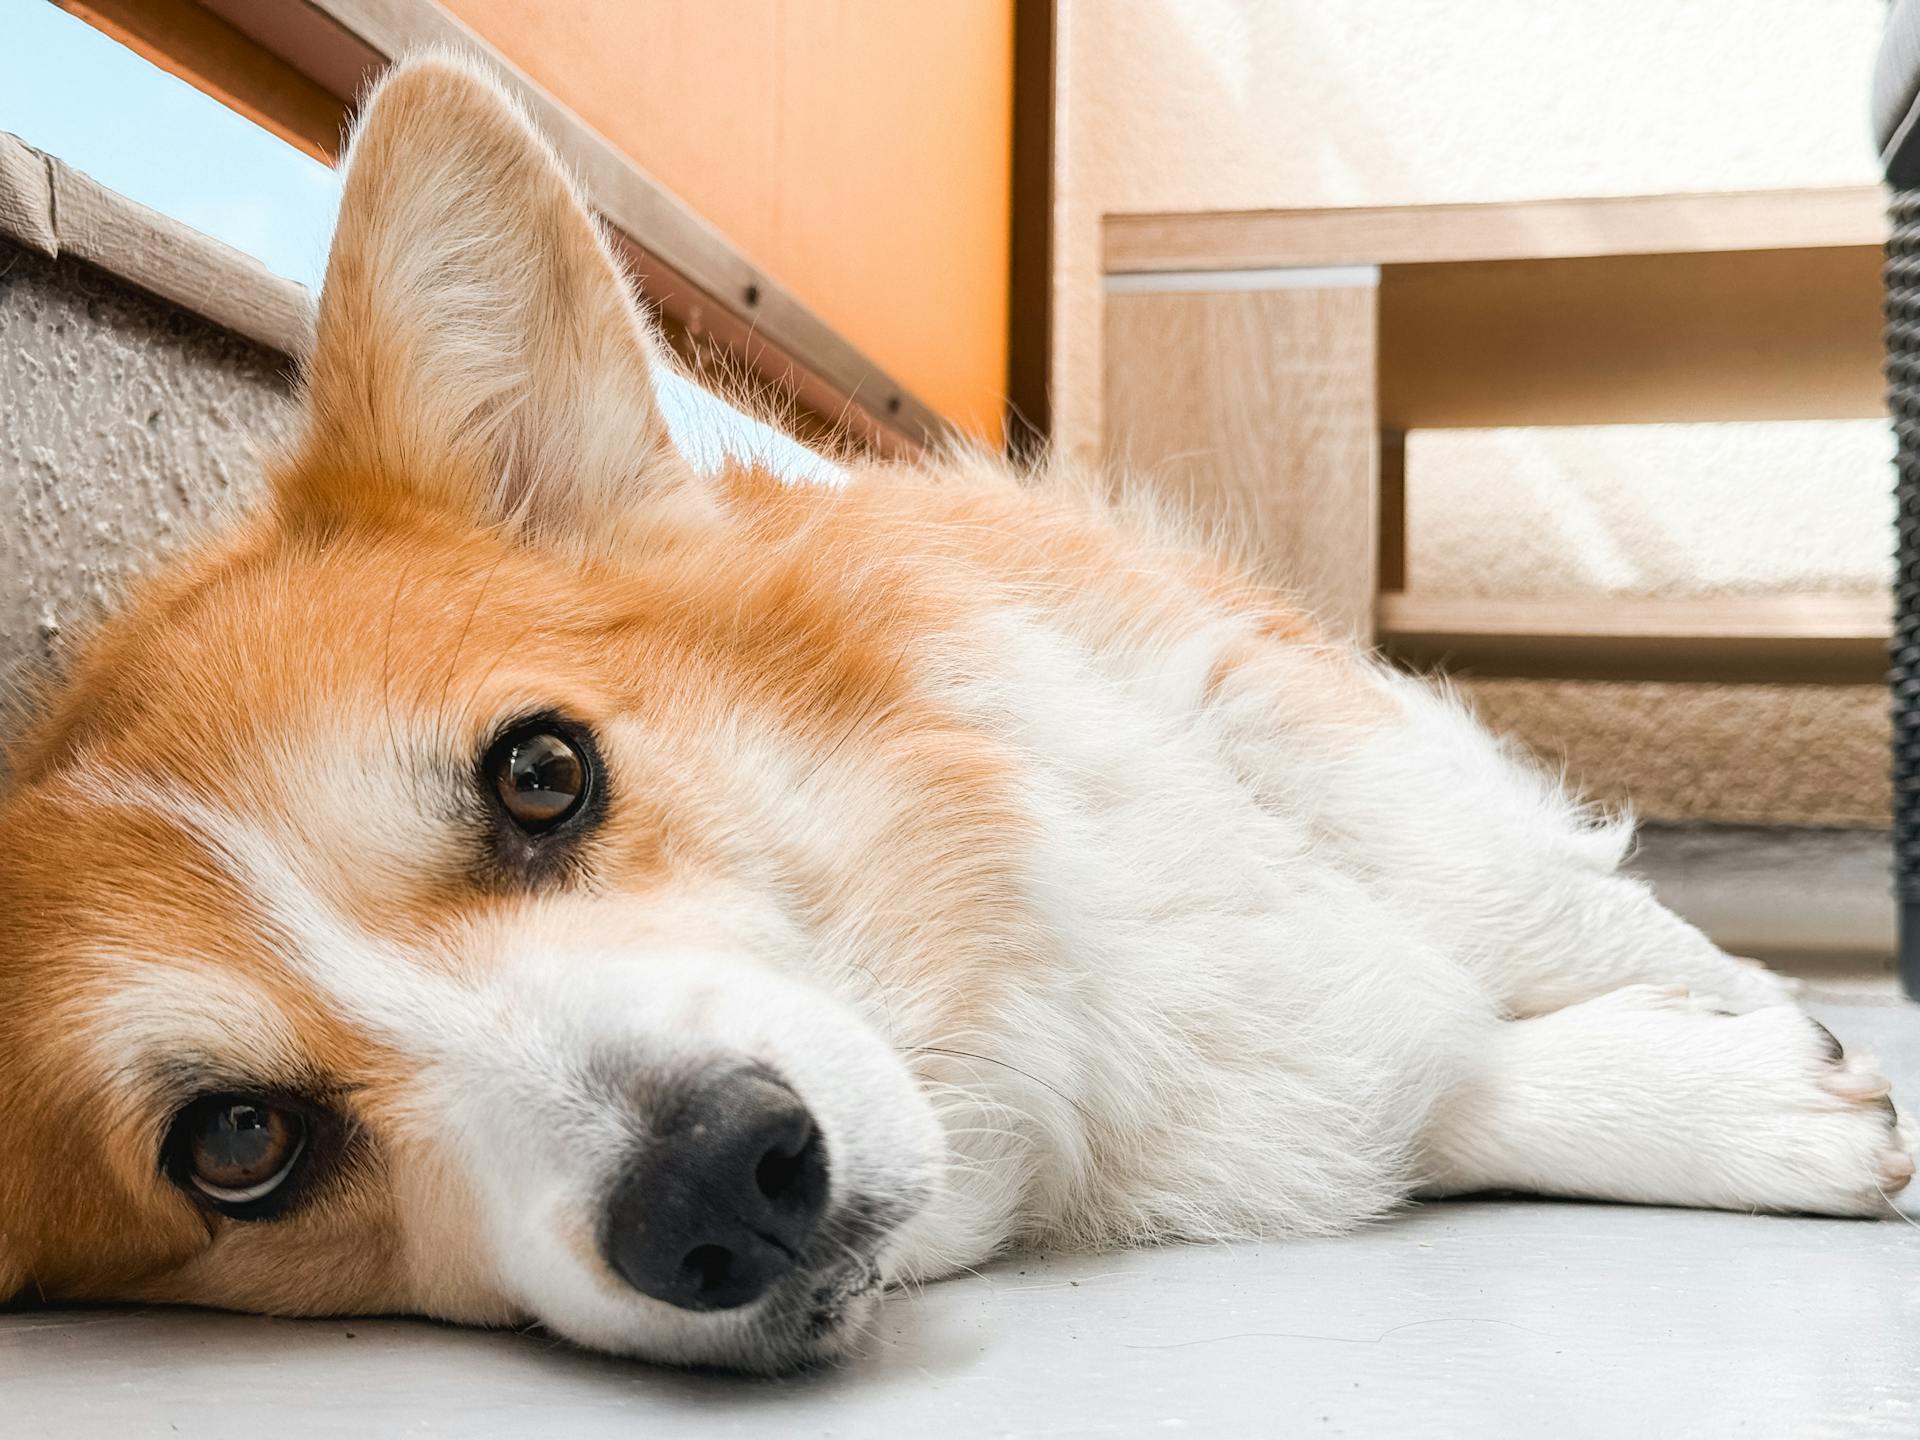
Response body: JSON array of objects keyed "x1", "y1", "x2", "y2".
[{"x1": 604, "y1": 1068, "x2": 830, "y2": 1311}]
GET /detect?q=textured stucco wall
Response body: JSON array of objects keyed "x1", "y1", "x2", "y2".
[
  {"x1": 1406, "y1": 421, "x2": 1896, "y2": 600},
  {"x1": 0, "y1": 241, "x2": 291, "y2": 684}
]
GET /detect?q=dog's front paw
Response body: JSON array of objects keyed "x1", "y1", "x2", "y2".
[{"x1": 1713, "y1": 1004, "x2": 1914, "y2": 1215}]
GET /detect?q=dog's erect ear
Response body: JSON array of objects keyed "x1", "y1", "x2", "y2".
[{"x1": 282, "y1": 51, "x2": 697, "y2": 553}]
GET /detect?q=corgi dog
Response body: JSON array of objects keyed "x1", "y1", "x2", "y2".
[{"x1": 0, "y1": 52, "x2": 1910, "y2": 1375}]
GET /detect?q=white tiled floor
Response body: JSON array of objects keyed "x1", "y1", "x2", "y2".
[{"x1": 5, "y1": 983, "x2": 1915, "y2": 1439}]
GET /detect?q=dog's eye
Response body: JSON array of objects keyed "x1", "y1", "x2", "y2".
[
  {"x1": 486, "y1": 726, "x2": 590, "y2": 831},
  {"x1": 171, "y1": 1096, "x2": 308, "y2": 1210}
]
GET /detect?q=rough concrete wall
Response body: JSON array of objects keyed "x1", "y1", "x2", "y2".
[{"x1": 0, "y1": 240, "x2": 291, "y2": 685}]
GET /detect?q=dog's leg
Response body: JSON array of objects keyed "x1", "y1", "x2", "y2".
[
  {"x1": 1331, "y1": 677, "x2": 1803, "y2": 1016},
  {"x1": 1423, "y1": 985, "x2": 1914, "y2": 1215},
  {"x1": 1487, "y1": 865, "x2": 1801, "y2": 1016}
]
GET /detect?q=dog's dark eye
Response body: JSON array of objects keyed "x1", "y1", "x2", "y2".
[
  {"x1": 487, "y1": 727, "x2": 589, "y2": 831},
  {"x1": 171, "y1": 1096, "x2": 308, "y2": 1210},
  {"x1": 475, "y1": 717, "x2": 605, "y2": 883}
]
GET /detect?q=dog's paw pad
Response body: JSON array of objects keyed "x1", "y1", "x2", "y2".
[
  {"x1": 1791, "y1": 1022, "x2": 1913, "y2": 1200},
  {"x1": 1799, "y1": 1024, "x2": 1900, "y2": 1119},
  {"x1": 1702, "y1": 1005, "x2": 1914, "y2": 1211}
]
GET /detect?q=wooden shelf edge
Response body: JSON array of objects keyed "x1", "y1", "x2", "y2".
[
  {"x1": 1377, "y1": 592, "x2": 1892, "y2": 685},
  {"x1": 1379, "y1": 593, "x2": 1892, "y2": 643},
  {"x1": 1105, "y1": 188, "x2": 1889, "y2": 275}
]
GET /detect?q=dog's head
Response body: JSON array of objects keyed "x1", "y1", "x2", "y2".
[{"x1": 0, "y1": 54, "x2": 1002, "y2": 1371}]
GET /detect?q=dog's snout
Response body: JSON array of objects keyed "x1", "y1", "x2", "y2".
[{"x1": 604, "y1": 1068, "x2": 830, "y2": 1311}]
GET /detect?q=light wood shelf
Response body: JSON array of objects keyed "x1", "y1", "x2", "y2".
[
  {"x1": 1105, "y1": 188, "x2": 1888, "y2": 274},
  {"x1": 1377, "y1": 593, "x2": 1892, "y2": 685}
]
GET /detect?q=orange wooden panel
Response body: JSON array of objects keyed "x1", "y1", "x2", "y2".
[{"x1": 443, "y1": 0, "x2": 1014, "y2": 442}]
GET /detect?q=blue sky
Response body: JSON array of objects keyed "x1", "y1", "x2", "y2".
[{"x1": 2, "y1": 0, "x2": 340, "y2": 288}]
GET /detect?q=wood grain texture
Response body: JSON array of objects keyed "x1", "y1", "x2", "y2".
[
  {"x1": 1379, "y1": 246, "x2": 1885, "y2": 429},
  {"x1": 1105, "y1": 187, "x2": 1888, "y2": 274},
  {"x1": 1377, "y1": 428, "x2": 1406, "y2": 594},
  {"x1": 1005, "y1": 0, "x2": 1056, "y2": 454},
  {"x1": 1103, "y1": 286, "x2": 1378, "y2": 640}
]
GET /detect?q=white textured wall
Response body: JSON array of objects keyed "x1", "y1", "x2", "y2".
[
  {"x1": 1056, "y1": 0, "x2": 1886, "y2": 454},
  {"x1": 1406, "y1": 421, "x2": 1896, "y2": 599}
]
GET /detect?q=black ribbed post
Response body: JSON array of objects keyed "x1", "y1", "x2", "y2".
[{"x1": 1888, "y1": 190, "x2": 1920, "y2": 998}]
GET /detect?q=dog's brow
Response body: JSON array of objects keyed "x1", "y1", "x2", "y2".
[
  {"x1": 85, "y1": 958, "x2": 308, "y2": 1110},
  {"x1": 64, "y1": 767, "x2": 486, "y2": 1056}
]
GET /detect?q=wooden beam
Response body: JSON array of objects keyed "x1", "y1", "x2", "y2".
[
  {"x1": 61, "y1": 0, "x2": 942, "y2": 454},
  {"x1": 1377, "y1": 429, "x2": 1406, "y2": 594},
  {"x1": 1104, "y1": 282, "x2": 1380, "y2": 641},
  {"x1": 1377, "y1": 593, "x2": 1891, "y2": 685},
  {"x1": 1104, "y1": 187, "x2": 1889, "y2": 275},
  {"x1": 222, "y1": 0, "x2": 942, "y2": 454}
]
